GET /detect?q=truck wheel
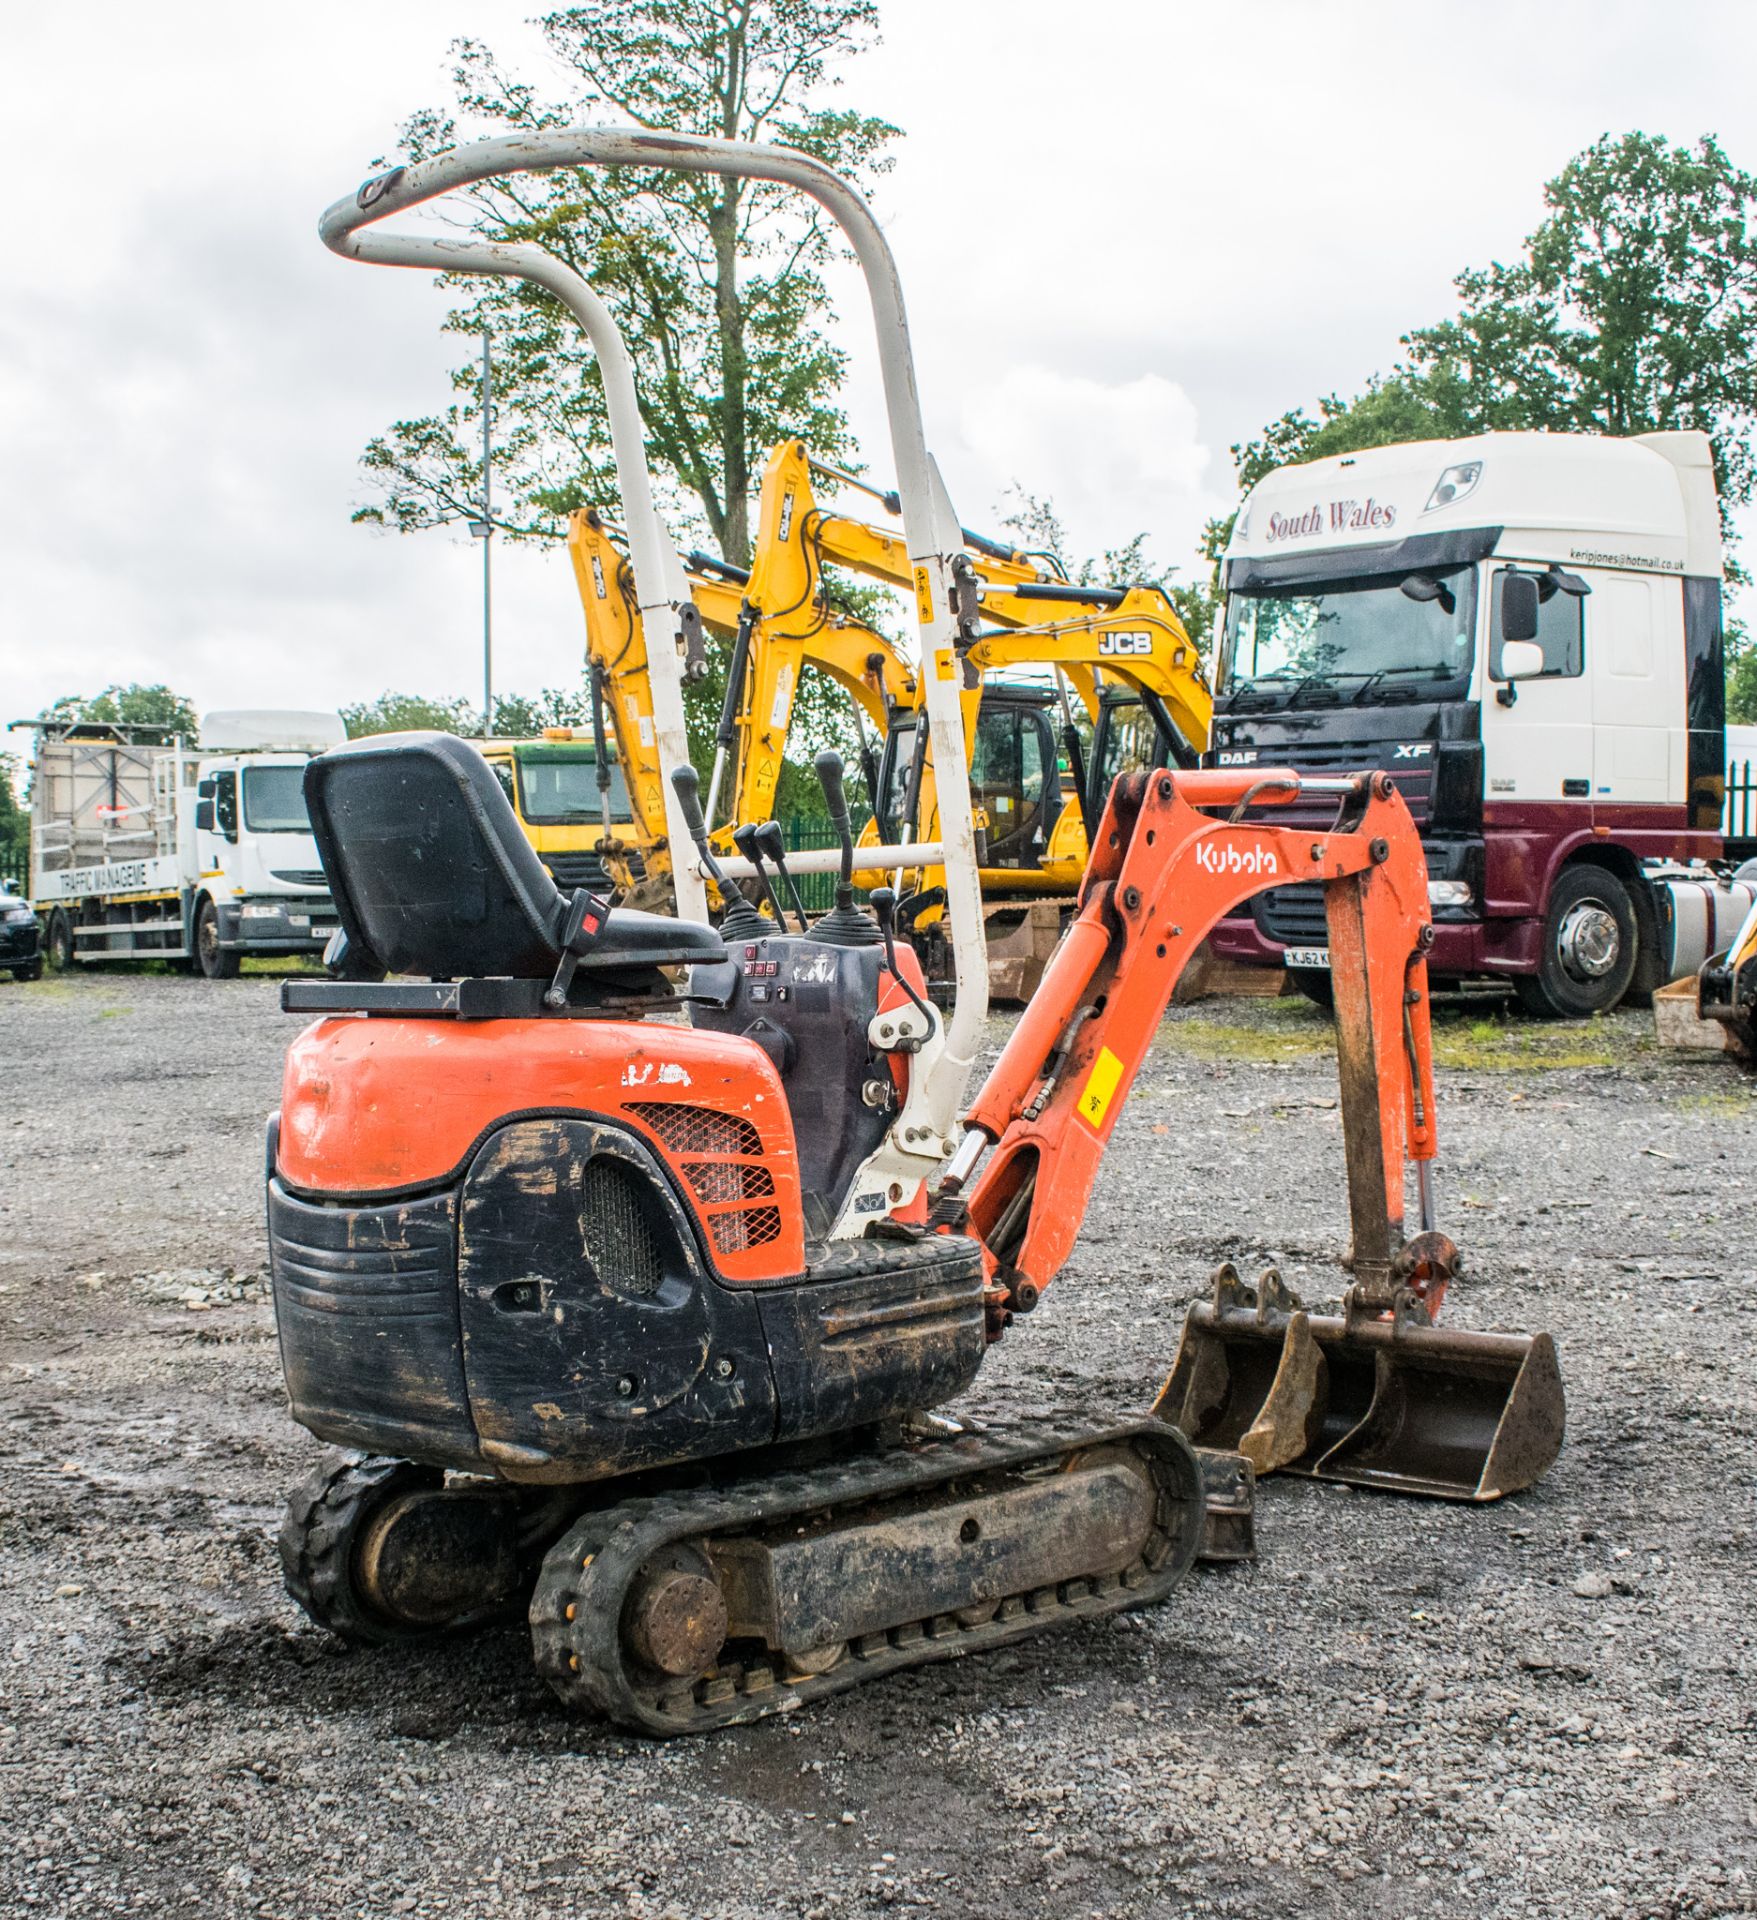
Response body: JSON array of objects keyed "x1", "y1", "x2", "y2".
[
  {"x1": 195, "y1": 898, "x2": 239, "y2": 980},
  {"x1": 1286, "y1": 968, "x2": 1333, "y2": 1011},
  {"x1": 45, "y1": 910, "x2": 74, "y2": 972},
  {"x1": 1514, "y1": 865, "x2": 1638, "y2": 1019}
]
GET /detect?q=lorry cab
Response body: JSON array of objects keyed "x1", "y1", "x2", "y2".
[
  {"x1": 1205, "y1": 430, "x2": 1727, "y2": 1016},
  {"x1": 472, "y1": 733, "x2": 638, "y2": 893}
]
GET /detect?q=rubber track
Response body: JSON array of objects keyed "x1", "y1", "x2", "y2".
[
  {"x1": 279, "y1": 1453, "x2": 442, "y2": 1646},
  {"x1": 529, "y1": 1418, "x2": 1202, "y2": 1736}
]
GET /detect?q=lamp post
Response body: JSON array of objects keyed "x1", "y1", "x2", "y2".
[{"x1": 467, "y1": 331, "x2": 493, "y2": 734}]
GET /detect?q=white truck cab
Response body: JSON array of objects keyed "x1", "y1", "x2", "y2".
[{"x1": 1207, "y1": 430, "x2": 1730, "y2": 1015}]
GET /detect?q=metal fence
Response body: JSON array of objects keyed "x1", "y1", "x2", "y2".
[
  {"x1": 779, "y1": 816, "x2": 872, "y2": 915},
  {"x1": 1729, "y1": 757, "x2": 1756, "y2": 848},
  {"x1": 0, "y1": 848, "x2": 25, "y2": 896}
]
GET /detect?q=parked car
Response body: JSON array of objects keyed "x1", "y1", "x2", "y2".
[{"x1": 0, "y1": 880, "x2": 42, "y2": 981}]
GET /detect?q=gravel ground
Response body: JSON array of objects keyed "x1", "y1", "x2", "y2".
[{"x1": 2, "y1": 969, "x2": 1754, "y2": 1920}]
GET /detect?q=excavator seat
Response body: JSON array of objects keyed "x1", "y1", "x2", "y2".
[{"x1": 302, "y1": 731, "x2": 722, "y2": 985}]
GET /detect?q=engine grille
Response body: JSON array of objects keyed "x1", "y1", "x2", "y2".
[
  {"x1": 580, "y1": 1158, "x2": 663, "y2": 1296},
  {"x1": 544, "y1": 851, "x2": 616, "y2": 891},
  {"x1": 623, "y1": 1101, "x2": 780, "y2": 1267},
  {"x1": 1254, "y1": 882, "x2": 1330, "y2": 947},
  {"x1": 710, "y1": 1206, "x2": 783, "y2": 1255},
  {"x1": 626, "y1": 1103, "x2": 763, "y2": 1158},
  {"x1": 682, "y1": 1160, "x2": 776, "y2": 1205},
  {"x1": 271, "y1": 869, "x2": 329, "y2": 887}
]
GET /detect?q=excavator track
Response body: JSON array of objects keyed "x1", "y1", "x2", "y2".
[{"x1": 530, "y1": 1418, "x2": 1204, "y2": 1736}]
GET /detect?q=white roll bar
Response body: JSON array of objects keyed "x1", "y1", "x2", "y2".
[
  {"x1": 706, "y1": 841, "x2": 944, "y2": 883},
  {"x1": 319, "y1": 163, "x2": 708, "y2": 921},
  {"x1": 321, "y1": 127, "x2": 989, "y2": 1134}
]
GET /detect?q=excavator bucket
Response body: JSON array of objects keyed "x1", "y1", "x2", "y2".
[{"x1": 1155, "y1": 1266, "x2": 1565, "y2": 1502}]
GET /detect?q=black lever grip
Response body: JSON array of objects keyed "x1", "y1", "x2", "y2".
[
  {"x1": 669, "y1": 765, "x2": 709, "y2": 848},
  {"x1": 814, "y1": 749, "x2": 855, "y2": 887}
]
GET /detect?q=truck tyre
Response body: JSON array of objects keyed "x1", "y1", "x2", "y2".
[
  {"x1": 1286, "y1": 968, "x2": 1334, "y2": 1011},
  {"x1": 1514, "y1": 865, "x2": 1638, "y2": 1019},
  {"x1": 45, "y1": 910, "x2": 74, "y2": 972},
  {"x1": 195, "y1": 898, "x2": 240, "y2": 980}
]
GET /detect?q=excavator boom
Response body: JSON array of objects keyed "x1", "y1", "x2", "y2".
[{"x1": 941, "y1": 766, "x2": 1564, "y2": 1502}]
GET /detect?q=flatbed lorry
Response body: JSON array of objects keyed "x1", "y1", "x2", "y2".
[{"x1": 20, "y1": 709, "x2": 344, "y2": 977}]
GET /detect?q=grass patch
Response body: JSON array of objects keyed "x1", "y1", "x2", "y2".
[
  {"x1": 1158, "y1": 1000, "x2": 1331, "y2": 1063},
  {"x1": 1429, "y1": 1007, "x2": 1635, "y2": 1073}
]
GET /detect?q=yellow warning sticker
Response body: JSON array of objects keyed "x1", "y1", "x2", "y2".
[
  {"x1": 914, "y1": 565, "x2": 934, "y2": 625},
  {"x1": 1077, "y1": 1046, "x2": 1126, "y2": 1131},
  {"x1": 934, "y1": 647, "x2": 957, "y2": 681}
]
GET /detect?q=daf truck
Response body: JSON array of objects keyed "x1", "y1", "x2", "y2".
[
  {"x1": 24, "y1": 709, "x2": 344, "y2": 977},
  {"x1": 1203, "y1": 429, "x2": 1736, "y2": 1016}
]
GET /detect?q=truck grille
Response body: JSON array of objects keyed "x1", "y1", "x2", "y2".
[
  {"x1": 544, "y1": 851, "x2": 616, "y2": 891},
  {"x1": 1225, "y1": 742, "x2": 1434, "y2": 828},
  {"x1": 271, "y1": 869, "x2": 330, "y2": 887},
  {"x1": 1254, "y1": 883, "x2": 1329, "y2": 947}
]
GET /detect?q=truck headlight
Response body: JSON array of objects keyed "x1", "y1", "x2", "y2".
[
  {"x1": 2, "y1": 908, "x2": 34, "y2": 925},
  {"x1": 1423, "y1": 462, "x2": 1483, "y2": 514},
  {"x1": 239, "y1": 904, "x2": 282, "y2": 921},
  {"x1": 1427, "y1": 879, "x2": 1474, "y2": 907}
]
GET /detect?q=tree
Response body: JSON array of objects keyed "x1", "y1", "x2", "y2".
[
  {"x1": 340, "y1": 692, "x2": 478, "y2": 737},
  {"x1": 37, "y1": 683, "x2": 198, "y2": 738},
  {"x1": 355, "y1": 2, "x2": 899, "y2": 569},
  {"x1": 1224, "y1": 133, "x2": 1757, "y2": 714},
  {"x1": 999, "y1": 489, "x2": 1220, "y2": 653},
  {"x1": 0, "y1": 753, "x2": 28, "y2": 880}
]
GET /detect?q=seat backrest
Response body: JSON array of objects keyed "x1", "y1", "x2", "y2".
[{"x1": 304, "y1": 732, "x2": 570, "y2": 980}]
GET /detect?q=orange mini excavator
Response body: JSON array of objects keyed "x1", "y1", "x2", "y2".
[{"x1": 269, "y1": 738, "x2": 1564, "y2": 1734}]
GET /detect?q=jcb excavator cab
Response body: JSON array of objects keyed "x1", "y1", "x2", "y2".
[{"x1": 875, "y1": 685, "x2": 1064, "y2": 870}]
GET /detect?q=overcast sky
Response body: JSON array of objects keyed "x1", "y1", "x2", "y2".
[{"x1": 5, "y1": 0, "x2": 1757, "y2": 733}]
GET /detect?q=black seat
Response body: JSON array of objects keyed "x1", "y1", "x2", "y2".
[{"x1": 303, "y1": 732, "x2": 724, "y2": 981}]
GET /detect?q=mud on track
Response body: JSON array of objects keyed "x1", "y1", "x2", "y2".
[{"x1": 2, "y1": 971, "x2": 1754, "y2": 1919}]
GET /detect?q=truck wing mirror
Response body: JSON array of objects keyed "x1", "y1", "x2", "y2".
[
  {"x1": 1499, "y1": 638, "x2": 1546, "y2": 682},
  {"x1": 197, "y1": 776, "x2": 217, "y2": 799},
  {"x1": 1500, "y1": 572, "x2": 1541, "y2": 644},
  {"x1": 195, "y1": 798, "x2": 216, "y2": 832}
]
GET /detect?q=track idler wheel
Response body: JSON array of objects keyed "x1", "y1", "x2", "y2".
[{"x1": 280, "y1": 1452, "x2": 526, "y2": 1645}]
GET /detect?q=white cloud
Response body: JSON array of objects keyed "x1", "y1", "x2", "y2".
[{"x1": 951, "y1": 366, "x2": 1220, "y2": 574}]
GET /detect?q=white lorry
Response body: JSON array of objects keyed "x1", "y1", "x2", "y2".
[
  {"x1": 1205, "y1": 429, "x2": 1755, "y2": 1015},
  {"x1": 26, "y1": 709, "x2": 344, "y2": 977}
]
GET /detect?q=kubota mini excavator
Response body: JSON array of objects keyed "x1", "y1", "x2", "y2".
[{"x1": 282, "y1": 124, "x2": 1564, "y2": 1736}]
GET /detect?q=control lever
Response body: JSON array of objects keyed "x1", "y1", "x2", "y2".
[
  {"x1": 810, "y1": 750, "x2": 881, "y2": 948},
  {"x1": 754, "y1": 821, "x2": 810, "y2": 931},
  {"x1": 814, "y1": 749, "x2": 856, "y2": 895},
  {"x1": 732, "y1": 822, "x2": 789, "y2": 927},
  {"x1": 870, "y1": 885, "x2": 935, "y2": 1039},
  {"x1": 669, "y1": 766, "x2": 766, "y2": 940}
]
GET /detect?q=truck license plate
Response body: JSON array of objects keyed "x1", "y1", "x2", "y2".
[{"x1": 1283, "y1": 946, "x2": 1330, "y2": 970}]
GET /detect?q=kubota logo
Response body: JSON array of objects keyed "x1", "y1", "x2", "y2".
[{"x1": 1195, "y1": 840, "x2": 1279, "y2": 877}]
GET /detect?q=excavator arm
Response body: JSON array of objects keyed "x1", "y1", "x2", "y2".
[
  {"x1": 950, "y1": 767, "x2": 1438, "y2": 1314},
  {"x1": 937, "y1": 764, "x2": 1564, "y2": 1503}
]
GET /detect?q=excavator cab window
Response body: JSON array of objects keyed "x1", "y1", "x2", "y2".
[
  {"x1": 1089, "y1": 693, "x2": 1169, "y2": 821},
  {"x1": 971, "y1": 703, "x2": 1059, "y2": 868}
]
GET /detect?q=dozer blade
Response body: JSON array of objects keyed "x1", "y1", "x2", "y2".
[{"x1": 1154, "y1": 1264, "x2": 1565, "y2": 1502}]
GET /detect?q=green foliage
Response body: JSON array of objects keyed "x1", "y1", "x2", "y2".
[
  {"x1": 340, "y1": 692, "x2": 478, "y2": 737},
  {"x1": 355, "y1": 1, "x2": 899, "y2": 567},
  {"x1": 1729, "y1": 642, "x2": 1757, "y2": 725},
  {"x1": 38, "y1": 684, "x2": 198, "y2": 738},
  {"x1": 1227, "y1": 132, "x2": 1757, "y2": 720},
  {"x1": 999, "y1": 490, "x2": 1220, "y2": 652},
  {"x1": 0, "y1": 753, "x2": 28, "y2": 877}
]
